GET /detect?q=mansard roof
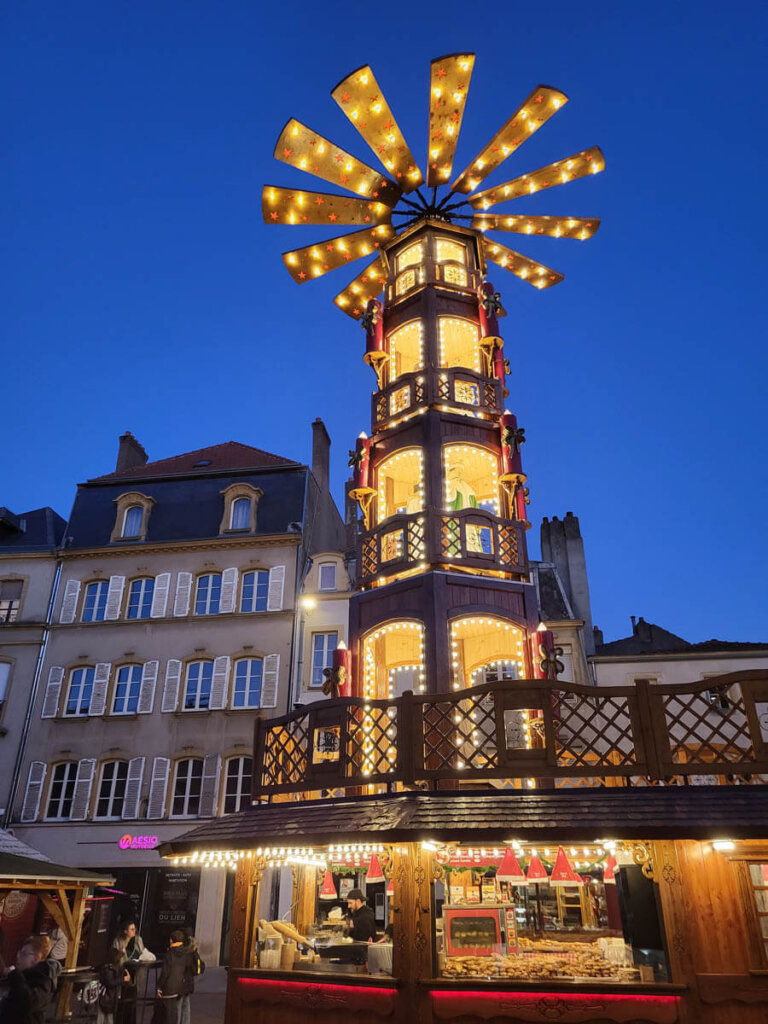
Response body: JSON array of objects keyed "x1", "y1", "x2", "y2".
[
  {"x1": 91, "y1": 441, "x2": 298, "y2": 482},
  {"x1": 0, "y1": 506, "x2": 66, "y2": 552}
]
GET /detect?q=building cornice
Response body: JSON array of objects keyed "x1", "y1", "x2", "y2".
[
  {"x1": 60, "y1": 532, "x2": 302, "y2": 561},
  {"x1": 590, "y1": 649, "x2": 768, "y2": 665}
]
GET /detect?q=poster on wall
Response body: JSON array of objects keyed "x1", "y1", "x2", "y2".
[{"x1": 0, "y1": 890, "x2": 38, "y2": 964}]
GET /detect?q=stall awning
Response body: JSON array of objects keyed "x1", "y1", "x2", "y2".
[
  {"x1": 160, "y1": 785, "x2": 768, "y2": 855},
  {"x1": 0, "y1": 851, "x2": 115, "y2": 889}
]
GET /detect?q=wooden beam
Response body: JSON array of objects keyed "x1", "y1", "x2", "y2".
[
  {"x1": 37, "y1": 893, "x2": 67, "y2": 934},
  {"x1": 55, "y1": 887, "x2": 76, "y2": 942}
]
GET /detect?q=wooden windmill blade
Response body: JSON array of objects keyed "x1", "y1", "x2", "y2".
[
  {"x1": 426, "y1": 53, "x2": 475, "y2": 187},
  {"x1": 262, "y1": 187, "x2": 395, "y2": 227},
  {"x1": 282, "y1": 225, "x2": 396, "y2": 284},
  {"x1": 264, "y1": 55, "x2": 603, "y2": 310},
  {"x1": 334, "y1": 254, "x2": 389, "y2": 318},
  {"x1": 482, "y1": 238, "x2": 564, "y2": 289},
  {"x1": 450, "y1": 86, "x2": 568, "y2": 194},
  {"x1": 274, "y1": 119, "x2": 402, "y2": 206},
  {"x1": 469, "y1": 146, "x2": 605, "y2": 209},
  {"x1": 473, "y1": 213, "x2": 601, "y2": 241},
  {"x1": 332, "y1": 65, "x2": 424, "y2": 192}
]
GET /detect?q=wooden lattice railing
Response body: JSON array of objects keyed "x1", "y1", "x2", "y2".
[{"x1": 252, "y1": 671, "x2": 768, "y2": 799}]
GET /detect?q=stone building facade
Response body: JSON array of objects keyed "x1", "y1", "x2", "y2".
[{"x1": 10, "y1": 425, "x2": 344, "y2": 964}]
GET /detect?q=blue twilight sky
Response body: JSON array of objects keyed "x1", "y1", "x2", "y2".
[{"x1": 2, "y1": 1, "x2": 767, "y2": 644}]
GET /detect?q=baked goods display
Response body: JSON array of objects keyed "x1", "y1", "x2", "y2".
[{"x1": 442, "y1": 939, "x2": 633, "y2": 981}]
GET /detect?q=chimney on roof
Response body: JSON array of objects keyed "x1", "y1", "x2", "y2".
[
  {"x1": 593, "y1": 625, "x2": 604, "y2": 647},
  {"x1": 311, "y1": 418, "x2": 331, "y2": 493},
  {"x1": 116, "y1": 432, "x2": 148, "y2": 473},
  {"x1": 540, "y1": 511, "x2": 595, "y2": 653}
]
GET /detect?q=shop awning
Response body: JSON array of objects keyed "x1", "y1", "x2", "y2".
[
  {"x1": 0, "y1": 851, "x2": 115, "y2": 889},
  {"x1": 160, "y1": 785, "x2": 768, "y2": 855}
]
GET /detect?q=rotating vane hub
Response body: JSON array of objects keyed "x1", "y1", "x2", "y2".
[{"x1": 263, "y1": 53, "x2": 604, "y2": 318}]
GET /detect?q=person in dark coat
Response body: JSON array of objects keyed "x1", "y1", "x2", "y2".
[
  {"x1": 0, "y1": 935, "x2": 54, "y2": 1024},
  {"x1": 157, "y1": 932, "x2": 195, "y2": 1024},
  {"x1": 345, "y1": 889, "x2": 377, "y2": 942}
]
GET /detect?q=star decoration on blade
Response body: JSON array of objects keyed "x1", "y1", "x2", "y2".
[{"x1": 262, "y1": 53, "x2": 605, "y2": 318}]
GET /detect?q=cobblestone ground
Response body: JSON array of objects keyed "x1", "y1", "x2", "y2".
[{"x1": 190, "y1": 967, "x2": 227, "y2": 1023}]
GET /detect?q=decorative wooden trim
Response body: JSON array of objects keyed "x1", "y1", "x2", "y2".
[
  {"x1": 237, "y1": 975, "x2": 397, "y2": 1016},
  {"x1": 430, "y1": 988, "x2": 681, "y2": 1022},
  {"x1": 696, "y1": 972, "x2": 768, "y2": 1004}
]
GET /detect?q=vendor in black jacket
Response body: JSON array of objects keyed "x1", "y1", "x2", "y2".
[{"x1": 345, "y1": 889, "x2": 377, "y2": 942}]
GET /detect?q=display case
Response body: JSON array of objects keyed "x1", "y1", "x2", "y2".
[{"x1": 442, "y1": 905, "x2": 517, "y2": 956}]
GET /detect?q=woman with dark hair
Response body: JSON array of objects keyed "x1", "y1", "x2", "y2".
[{"x1": 96, "y1": 949, "x2": 128, "y2": 1024}]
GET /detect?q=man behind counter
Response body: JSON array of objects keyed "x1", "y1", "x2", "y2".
[{"x1": 345, "y1": 889, "x2": 377, "y2": 942}]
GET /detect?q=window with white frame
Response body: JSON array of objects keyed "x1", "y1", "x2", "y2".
[
  {"x1": 122, "y1": 505, "x2": 144, "y2": 538},
  {"x1": 82, "y1": 581, "x2": 109, "y2": 622},
  {"x1": 241, "y1": 570, "x2": 268, "y2": 613},
  {"x1": 230, "y1": 498, "x2": 251, "y2": 530},
  {"x1": 232, "y1": 659, "x2": 263, "y2": 709},
  {"x1": 183, "y1": 661, "x2": 214, "y2": 711},
  {"x1": 0, "y1": 580, "x2": 23, "y2": 623},
  {"x1": 65, "y1": 667, "x2": 95, "y2": 716},
  {"x1": 94, "y1": 760, "x2": 128, "y2": 818},
  {"x1": 45, "y1": 763, "x2": 77, "y2": 820},
  {"x1": 127, "y1": 578, "x2": 154, "y2": 620},
  {"x1": 194, "y1": 574, "x2": 221, "y2": 616},
  {"x1": 311, "y1": 632, "x2": 338, "y2": 688},
  {"x1": 223, "y1": 756, "x2": 252, "y2": 813},
  {"x1": 0, "y1": 663, "x2": 10, "y2": 703},
  {"x1": 112, "y1": 665, "x2": 142, "y2": 714},
  {"x1": 171, "y1": 758, "x2": 204, "y2": 817},
  {"x1": 318, "y1": 563, "x2": 337, "y2": 592}
]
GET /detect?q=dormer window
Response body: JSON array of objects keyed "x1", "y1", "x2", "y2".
[
  {"x1": 219, "y1": 483, "x2": 263, "y2": 535},
  {"x1": 231, "y1": 498, "x2": 251, "y2": 530},
  {"x1": 318, "y1": 563, "x2": 337, "y2": 591},
  {"x1": 123, "y1": 506, "x2": 143, "y2": 538},
  {"x1": 110, "y1": 492, "x2": 155, "y2": 543}
]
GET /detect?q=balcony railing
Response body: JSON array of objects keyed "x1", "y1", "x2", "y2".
[
  {"x1": 372, "y1": 368, "x2": 502, "y2": 428},
  {"x1": 252, "y1": 671, "x2": 768, "y2": 799},
  {"x1": 359, "y1": 508, "x2": 525, "y2": 583}
]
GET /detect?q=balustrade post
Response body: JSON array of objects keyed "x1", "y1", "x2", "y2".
[
  {"x1": 634, "y1": 678, "x2": 665, "y2": 780},
  {"x1": 398, "y1": 690, "x2": 416, "y2": 786}
]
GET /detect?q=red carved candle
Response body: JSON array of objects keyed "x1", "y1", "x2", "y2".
[
  {"x1": 353, "y1": 434, "x2": 371, "y2": 491},
  {"x1": 332, "y1": 643, "x2": 352, "y2": 697},
  {"x1": 500, "y1": 411, "x2": 523, "y2": 477}
]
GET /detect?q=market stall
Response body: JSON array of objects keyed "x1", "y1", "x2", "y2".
[
  {"x1": 161, "y1": 785, "x2": 768, "y2": 1024},
  {"x1": 0, "y1": 829, "x2": 114, "y2": 1018}
]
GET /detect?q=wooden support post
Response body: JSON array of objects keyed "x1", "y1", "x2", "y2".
[
  {"x1": 55, "y1": 886, "x2": 87, "y2": 1021},
  {"x1": 391, "y1": 842, "x2": 432, "y2": 1024}
]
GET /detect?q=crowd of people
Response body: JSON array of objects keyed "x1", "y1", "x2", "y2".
[{"x1": 0, "y1": 924, "x2": 203, "y2": 1024}]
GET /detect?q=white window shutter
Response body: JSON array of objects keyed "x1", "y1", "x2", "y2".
[
  {"x1": 138, "y1": 660, "x2": 159, "y2": 714},
  {"x1": 198, "y1": 754, "x2": 221, "y2": 818},
  {"x1": 70, "y1": 759, "x2": 96, "y2": 820},
  {"x1": 161, "y1": 660, "x2": 182, "y2": 713},
  {"x1": 210, "y1": 656, "x2": 231, "y2": 710},
  {"x1": 59, "y1": 579, "x2": 81, "y2": 624},
  {"x1": 104, "y1": 576, "x2": 125, "y2": 620},
  {"x1": 89, "y1": 662, "x2": 111, "y2": 717},
  {"x1": 267, "y1": 566, "x2": 285, "y2": 611},
  {"x1": 41, "y1": 666, "x2": 64, "y2": 719},
  {"x1": 261, "y1": 654, "x2": 280, "y2": 709},
  {"x1": 219, "y1": 567, "x2": 238, "y2": 614},
  {"x1": 150, "y1": 573, "x2": 171, "y2": 618},
  {"x1": 122, "y1": 757, "x2": 145, "y2": 819},
  {"x1": 146, "y1": 757, "x2": 170, "y2": 819},
  {"x1": 20, "y1": 762, "x2": 47, "y2": 822},
  {"x1": 173, "y1": 572, "x2": 192, "y2": 616}
]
